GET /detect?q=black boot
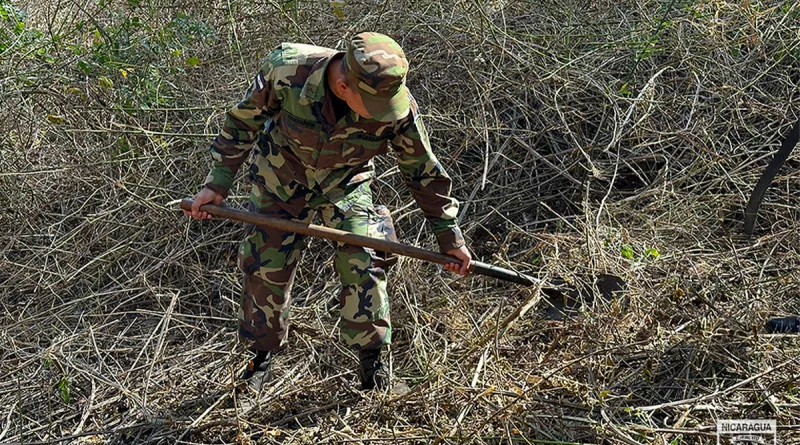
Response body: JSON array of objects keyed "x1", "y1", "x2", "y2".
[
  {"x1": 359, "y1": 348, "x2": 389, "y2": 391},
  {"x1": 765, "y1": 316, "x2": 800, "y2": 333},
  {"x1": 240, "y1": 350, "x2": 273, "y2": 393}
]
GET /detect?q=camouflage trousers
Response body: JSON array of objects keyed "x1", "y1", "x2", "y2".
[{"x1": 237, "y1": 182, "x2": 395, "y2": 351}]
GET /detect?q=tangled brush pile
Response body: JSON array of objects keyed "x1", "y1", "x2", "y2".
[{"x1": 1, "y1": 0, "x2": 798, "y2": 443}]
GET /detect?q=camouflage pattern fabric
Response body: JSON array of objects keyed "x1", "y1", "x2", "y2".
[
  {"x1": 238, "y1": 183, "x2": 395, "y2": 351},
  {"x1": 204, "y1": 37, "x2": 466, "y2": 352},
  {"x1": 344, "y1": 32, "x2": 410, "y2": 122},
  {"x1": 204, "y1": 40, "x2": 465, "y2": 251}
]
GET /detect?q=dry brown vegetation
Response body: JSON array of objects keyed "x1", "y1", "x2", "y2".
[{"x1": 2, "y1": 0, "x2": 799, "y2": 443}]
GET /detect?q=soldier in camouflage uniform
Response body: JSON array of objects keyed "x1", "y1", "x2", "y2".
[{"x1": 185, "y1": 32, "x2": 471, "y2": 391}]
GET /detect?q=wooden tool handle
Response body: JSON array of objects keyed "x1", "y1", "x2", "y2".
[{"x1": 179, "y1": 199, "x2": 539, "y2": 286}]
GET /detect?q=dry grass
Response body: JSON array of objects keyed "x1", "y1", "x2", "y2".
[{"x1": 1, "y1": 0, "x2": 799, "y2": 443}]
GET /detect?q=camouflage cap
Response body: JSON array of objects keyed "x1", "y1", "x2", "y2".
[{"x1": 344, "y1": 32, "x2": 410, "y2": 122}]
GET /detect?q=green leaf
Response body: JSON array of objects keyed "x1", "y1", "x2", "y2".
[
  {"x1": 118, "y1": 136, "x2": 131, "y2": 153},
  {"x1": 621, "y1": 244, "x2": 635, "y2": 260},
  {"x1": 645, "y1": 247, "x2": 660, "y2": 258},
  {"x1": 77, "y1": 60, "x2": 92, "y2": 74},
  {"x1": 98, "y1": 76, "x2": 114, "y2": 89},
  {"x1": 46, "y1": 114, "x2": 65, "y2": 124},
  {"x1": 185, "y1": 56, "x2": 200, "y2": 67},
  {"x1": 57, "y1": 376, "x2": 71, "y2": 404},
  {"x1": 331, "y1": 1, "x2": 344, "y2": 19},
  {"x1": 669, "y1": 435, "x2": 684, "y2": 445}
]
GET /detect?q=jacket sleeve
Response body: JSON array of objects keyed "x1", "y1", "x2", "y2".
[
  {"x1": 391, "y1": 98, "x2": 465, "y2": 253},
  {"x1": 204, "y1": 54, "x2": 282, "y2": 197}
]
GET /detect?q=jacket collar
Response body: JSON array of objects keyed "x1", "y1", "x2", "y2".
[
  {"x1": 300, "y1": 51, "x2": 364, "y2": 130},
  {"x1": 299, "y1": 51, "x2": 343, "y2": 105}
]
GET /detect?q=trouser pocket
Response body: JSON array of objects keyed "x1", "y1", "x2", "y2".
[{"x1": 371, "y1": 205, "x2": 399, "y2": 269}]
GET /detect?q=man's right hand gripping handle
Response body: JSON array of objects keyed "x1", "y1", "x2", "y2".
[{"x1": 184, "y1": 187, "x2": 224, "y2": 220}]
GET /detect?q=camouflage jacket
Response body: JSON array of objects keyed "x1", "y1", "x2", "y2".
[{"x1": 204, "y1": 42, "x2": 465, "y2": 252}]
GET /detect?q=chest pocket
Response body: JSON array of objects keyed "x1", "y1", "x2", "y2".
[
  {"x1": 273, "y1": 112, "x2": 322, "y2": 162},
  {"x1": 339, "y1": 132, "x2": 393, "y2": 167}
]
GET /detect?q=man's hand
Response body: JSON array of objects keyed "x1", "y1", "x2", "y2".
[
  {"x1": 444, "y1": 245, "x2": 472, "y2": 276},
  {"x1": 183, "y1": 187, "x2": 224, "y2": 220}
]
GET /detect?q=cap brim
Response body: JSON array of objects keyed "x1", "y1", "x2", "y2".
[{"x1": 360, "y1": 85, "x2": 410, "y2": 122}]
